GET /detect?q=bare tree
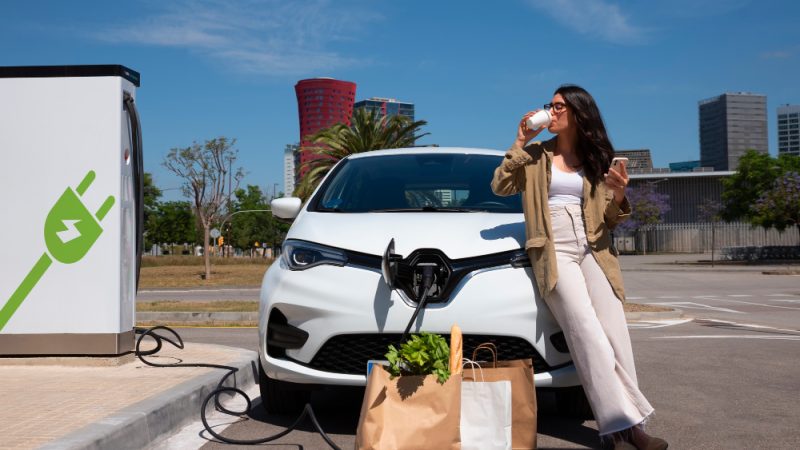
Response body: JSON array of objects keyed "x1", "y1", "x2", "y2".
[{"x1": 163, "y1": 137, "x2": 243, "y2": 280}]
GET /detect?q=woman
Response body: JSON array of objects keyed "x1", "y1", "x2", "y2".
[{"x1": 491, "y1": 84, "x2": 668, "y2": 450}]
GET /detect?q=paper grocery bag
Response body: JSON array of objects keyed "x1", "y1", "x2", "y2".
[
  {"x1": 469, "y1": 345, "x2": 537, "y2": 450},
  {"x1": 355, "y1": 365, "x2": 461, "y2": 450},
  {"x1": 460, "y1": 379, "x2": 512, "y2": 450}
]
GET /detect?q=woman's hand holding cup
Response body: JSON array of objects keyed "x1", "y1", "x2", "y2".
[{"x1": 516, "y1": 109, "x2": 550, "y2": 147}]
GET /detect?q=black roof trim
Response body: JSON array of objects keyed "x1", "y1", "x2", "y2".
[{"x1": 0, "y1": 65, "x2": 140, "y2": 87}]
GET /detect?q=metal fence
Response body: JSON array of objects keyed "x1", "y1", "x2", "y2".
[{"x1": 614, "y1": 222, "x2": 800, "y2": 254}]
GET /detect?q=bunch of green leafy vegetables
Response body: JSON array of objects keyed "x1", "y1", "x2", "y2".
[{"x1": 385, "y1": 332, "x2": 451, "y2": 384}]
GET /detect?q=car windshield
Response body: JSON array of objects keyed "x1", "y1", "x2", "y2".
[{"x1": 309, "y1": 153, "x2": 522, "y2": 213}]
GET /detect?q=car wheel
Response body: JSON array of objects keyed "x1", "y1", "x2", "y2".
[
  {"x1": 258, "y1": 359, "x2": 311, "y2": 415},
  {"x1": 555, "y1": 385, "x2": 594, "y2": 419}
]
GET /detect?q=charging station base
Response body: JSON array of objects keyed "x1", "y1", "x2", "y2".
[{"x1": 0, "y1": 331, "x2": 134, "y2": 356}]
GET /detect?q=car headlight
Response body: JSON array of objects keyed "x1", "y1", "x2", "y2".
[{"x1": 282, "y1": 239, "x2": 348, "y2": 270}]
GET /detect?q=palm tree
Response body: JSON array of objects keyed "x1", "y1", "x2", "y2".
[{"x1": 294, "y1": 108, "x2": 430, "y2": 200}]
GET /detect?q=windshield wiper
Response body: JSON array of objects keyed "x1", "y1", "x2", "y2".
[{"x1": 371, "y1": 206, "x2": 477, "y2": 212}]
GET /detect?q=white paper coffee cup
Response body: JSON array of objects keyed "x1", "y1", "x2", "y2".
[{"x1": 526, "y1": 109, "x2": 552, "y2": 130}]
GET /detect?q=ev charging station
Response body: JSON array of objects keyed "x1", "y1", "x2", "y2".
[{"x1": 0, "y1": 65, "x2": 143, "y2": 356}]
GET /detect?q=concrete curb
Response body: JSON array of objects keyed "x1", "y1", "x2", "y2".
[{"x1": 40, "y1": 345, "x2": 259, "y2": 450}]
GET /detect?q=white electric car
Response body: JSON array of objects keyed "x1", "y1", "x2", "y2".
[{"x1": 259, "y1": 147, "x2": 587, "y2": 414}]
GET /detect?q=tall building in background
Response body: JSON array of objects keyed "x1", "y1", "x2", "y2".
[
  {"x1": 778, "y1": 104, "x2": 800, "y2": 156},
  {"x1": 294, "y1": 78, "x2": 357, "y2": 179},
  {"x1": 283, "y1": 143, "x2": 299, "y2": 196},
  {"x1": 353, "y1": 97, "x2": 415, "y2": 121},
  {"x1": 698, "y1": 92, "x2": 768, "y2": 171}
]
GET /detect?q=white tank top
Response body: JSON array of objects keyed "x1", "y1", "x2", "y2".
[{"x1": 549, "y1": 164, "x2": 584, "y2": 205}]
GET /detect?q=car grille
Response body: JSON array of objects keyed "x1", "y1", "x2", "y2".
[{"x1": 302, "y1": 333, "x2": 554, "y2": 375}]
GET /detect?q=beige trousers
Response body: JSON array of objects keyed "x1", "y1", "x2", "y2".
[{"x1": 545, "y1": 204, "x2": 654, "y2": 435}]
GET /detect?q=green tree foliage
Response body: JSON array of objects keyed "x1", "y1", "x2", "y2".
[
  {"x1": 152, "y1": 201, "x2": 197, "y2": 254},
  {"x1": 295, "y1": 108, "x2": 429, "y2": 200},
  {"x1": 228, "y1": 185, "x2": 272, "y2": 250},
  {"x1": 224, "y1": 185, "x2": 291, "y2": 255},
  {"x1": 163, "y1": 137, "x2": 244, "y2": 279},
  {"x1": 752, "y1": 171, "x2": 800, "y2": 232},
  {"x1": 143, "y1": 173, "x2": 162, "y2": 249},
  {"x1": 721, "y1": 150, "x2": 800, "y2": 225}
]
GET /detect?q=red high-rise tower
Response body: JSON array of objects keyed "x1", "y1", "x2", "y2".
[{"x1": 295, "y1": 78, "x2": 357, "y2": 179}]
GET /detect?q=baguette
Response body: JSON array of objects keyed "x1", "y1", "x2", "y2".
[{"x1": 449, "y1": 324, "x2": 463, "y2": 374}]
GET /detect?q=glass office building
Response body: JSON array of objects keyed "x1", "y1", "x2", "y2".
[
  {"x1": 353, "y1": 97, "x2": 415, "y2": 122},
  {"x1": 777, "y1": 105, "x2": 800, "y2": 156},
  {"x1": 698, "y1": 93, "x2": 768, "y2": 171}
]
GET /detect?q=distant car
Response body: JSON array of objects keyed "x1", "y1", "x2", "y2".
[{"x1": 258, "y1": 147, "x2": 588, "y2": 415}]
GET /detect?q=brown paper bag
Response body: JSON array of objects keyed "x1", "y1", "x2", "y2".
[
  {"x1": 465, "y1": 344, "x2": 537, "y2": 450},
  {"x1": 356, "y1": 364, "x2": 462, "y2": 450}
]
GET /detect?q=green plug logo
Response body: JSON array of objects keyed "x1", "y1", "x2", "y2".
[{"x1": 0, "y1": 170, "x2": 114, "y2": 331}]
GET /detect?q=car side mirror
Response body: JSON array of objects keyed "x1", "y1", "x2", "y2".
[{"x1": 271, "y1": 197, "x2": 303, "y2": 221}]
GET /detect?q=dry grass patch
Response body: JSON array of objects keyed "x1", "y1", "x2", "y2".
[
  {"x1": 139, "y1": 263, "x2": 269, "y2": 288},
  {"x1": 136, "y1": 300, "x2": 258, "y2": 312},
  {"x1": 142, "y1": 255, "x2": 273, "y2": 267}
]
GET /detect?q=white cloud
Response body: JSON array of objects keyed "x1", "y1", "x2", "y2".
[
  {"x1": 760, "y1": 47, "x2": 799, "y2": 60},
  {"x1": 526, "y1": 0, "x2": 647, "y2": 45},
  {"x1": 92, "y1": 0, "x2": 378, "y2": 76}
]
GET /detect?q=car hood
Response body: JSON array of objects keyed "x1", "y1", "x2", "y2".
[{"x1": 286, "y1": 211, "x2": 526, "y2": 259}]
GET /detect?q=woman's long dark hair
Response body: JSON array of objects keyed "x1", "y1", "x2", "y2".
[{"x1": 554, "y1": 84, "x2": 615, "y2": 188}]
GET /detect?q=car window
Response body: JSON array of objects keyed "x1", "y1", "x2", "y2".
[{"x1": 310, "y1": 153, "x2": 522, "y2": 213}]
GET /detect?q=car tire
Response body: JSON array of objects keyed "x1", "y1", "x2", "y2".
[
  {"x1": 258, "y1": 359, "x2": 311, "y2": 415},
  {"x1": 555, "y1": 385, "x2": 594, "y2": 419}
]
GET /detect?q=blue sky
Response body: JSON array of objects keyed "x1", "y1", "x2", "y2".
[{"x1": 2, "y1": 0, "x2": 798, "y2": 200}]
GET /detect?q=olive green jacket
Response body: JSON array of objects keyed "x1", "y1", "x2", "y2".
[{"x1": 490, "y1": 138, "x2": 632, "y2": 302}]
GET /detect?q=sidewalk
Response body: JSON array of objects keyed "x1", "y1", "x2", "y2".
[
  {"x1": 619, "y1": 252, "x2": 799, "y2": 273},
  {"x1": 0, "y1": 342, "x2": 257, "y2": 450}
]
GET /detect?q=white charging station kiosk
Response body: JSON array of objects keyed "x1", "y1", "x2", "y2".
[{"x1": 0, "y1": 65, "x2": 143, "y2": 355}]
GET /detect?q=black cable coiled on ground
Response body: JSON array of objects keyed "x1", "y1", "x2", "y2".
[{"x1": 134, "y1": 326, "x2": 342, "y2": 449}]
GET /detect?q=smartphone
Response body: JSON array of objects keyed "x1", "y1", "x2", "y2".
[{"x1": 611, "y1": 157, "x2": 628, "y2": 170}]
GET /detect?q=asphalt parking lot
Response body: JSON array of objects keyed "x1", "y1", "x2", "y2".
[{"x1": 166, "y1": 266, "x2": 800, "y2": 449}]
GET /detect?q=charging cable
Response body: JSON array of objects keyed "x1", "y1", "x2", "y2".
[{"x1": 135, "y1": 326, "x2": 341, "y2": 449}]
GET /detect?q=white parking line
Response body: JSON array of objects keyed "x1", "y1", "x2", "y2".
[
  {"x1": 655, "y1": 296, "x2": 681, "y2": 299},
  {"x1": 652, "y1": 301, "x2": 744, "y2": 314},
  {"x1": 728, "y1": 294, "x2": 753, "y2": 297},
  {"x1": 628, "y1": 318, "x2": 693, "y2": 329},
  {"x1": 655, "y1": 335, "x2": 800, "y2": 341},
  {"x1": 767, "y1": 294, "x2": 794, "y2": 297},
  {"x1": 715, "y1": 298, "x2": 800, "y2": 311}
]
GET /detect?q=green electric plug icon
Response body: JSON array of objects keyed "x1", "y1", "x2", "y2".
[{"x1": 0, "y1": 170, "x2": 115, "y2": 331}]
